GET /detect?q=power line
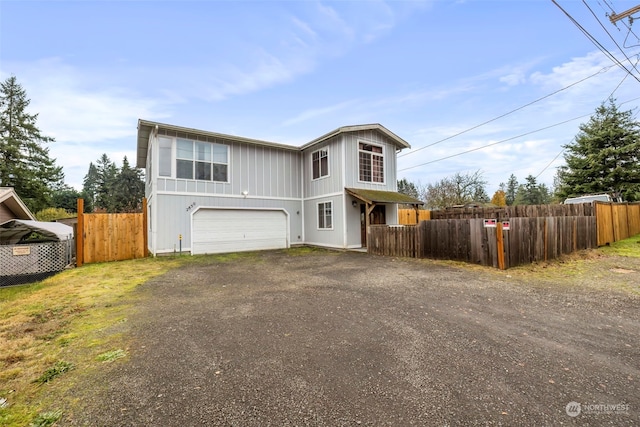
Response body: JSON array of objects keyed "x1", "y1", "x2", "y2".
[
  {"x1": 399, "y1": 95, "x2": 640, "y2": 173},
  {"x1": 398, "y1": 115, "x2": 588, "y2": 172},
  {"x1": 599, "y1": 0, "x2": 640, "y2": 47},
  {"x1": 583, "y1": 0, "x2": 640, "y2": 76},
  {"x1": 398, "y1": 63, "x2": 616, "y2": 159},
  {"x1": 551, "y1": 0, "x2": 640, "y2": 83},
  {"x1": 531, "y1": 56, "x2": 638, "y2": 179}
]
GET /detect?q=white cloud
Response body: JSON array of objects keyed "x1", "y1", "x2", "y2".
[{"x1": 283, "y1": 99, "x2": 359, "y2": 126}]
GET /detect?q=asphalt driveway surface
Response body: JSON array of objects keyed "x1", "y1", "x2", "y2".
[{"x1": 65, "y1": 249, "x2": 639, "y2": 426}]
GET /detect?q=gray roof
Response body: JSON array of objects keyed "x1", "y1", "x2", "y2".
[
  {"x1": 136, "y1": 120, "x2": 411, "y2": 169},
  {"x1": 300, "y1": 124, "x2": 411, "y2": 150},
  {"x1": 0, "y1": 220, "x2": 74, "y2": 244},
  {"x1": 137, "y1": 120, "x2": 299, "y2": 169}
]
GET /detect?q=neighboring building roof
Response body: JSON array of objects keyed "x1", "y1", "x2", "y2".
[
  {"x1": 346, "y1": 188, "x2": 423, "y2": 205},
  {"x1": 136, "y1": 120, "x2": 412, "y2": 169},
  {"x1": 0, "y1": 187, "x2": 36, "y2": 220},
  {"x1": 300, "y1": 124, "x2": 411, "y2": 151},
  {"x1": 0, "y1": 219, "x2": 74, "y2": 244}
]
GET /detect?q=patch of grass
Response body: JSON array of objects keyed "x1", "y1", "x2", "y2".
[
  {"x1": 600, "y1": 235, "x2": 640, "y2": 258},
  {"x1": 283, "y1": 246, "x2": 336, "y2": 256},
  {"x1": 96, "y1": 349, "x2": 127, "y2": 362},
  {"x1": 29, "y1": 409, "x2": 62, "y2": 427},
  {"x1": 33, "y1": 361, "x2": 74, "y2": 385},
  {"x1": 0, "y1": 256, "x2": 183, "y2": 426}
]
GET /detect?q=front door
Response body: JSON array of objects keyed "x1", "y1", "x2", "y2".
[{"x1": 360, "y1": 204, "x2": 387, "y2": 247}]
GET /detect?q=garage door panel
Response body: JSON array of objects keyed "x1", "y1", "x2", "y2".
[{"x1": 192, "y1": 209, "x2": 287, "y2": 255}]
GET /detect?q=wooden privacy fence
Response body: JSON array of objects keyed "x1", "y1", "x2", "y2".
[
  {"x1": 76, "y1": 199, "x2": 148, "y2": 266},
  {"x1": 595, "y1": 202, "x2": 640, "y2": 246},
  {"x1": 398, "y1": 209, "x2": 431, "y2": 225},
  {"x1": 369, "y1": 216, "x2": 598, "y2": 269}
]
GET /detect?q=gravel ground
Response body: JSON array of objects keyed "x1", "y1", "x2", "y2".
[{"x1": 63, "y1": 249, "x2": 639, "y2": 426}]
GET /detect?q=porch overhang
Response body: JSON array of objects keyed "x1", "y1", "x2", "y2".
[{"x1": 345, "y1": 188, "x2": 423, "y2": 206}]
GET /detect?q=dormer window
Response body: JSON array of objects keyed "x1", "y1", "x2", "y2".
[
  {"x1": 312, "y1": 148, "x2": 329, "y2": 179},
  {"x1": 359, "y1": 142, "x2": 384, "y2": 183}
]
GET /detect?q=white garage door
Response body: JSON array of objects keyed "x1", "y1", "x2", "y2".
[{"x1": 192, "y1": 209, "x2": 288, "y2": 255}]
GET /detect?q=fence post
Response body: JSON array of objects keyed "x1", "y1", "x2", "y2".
[
  {"x1": 496, "y1": 222, "x2": 505, "y2": 270},
  {"x1": 76, "y1": 198, "x2": 84, "y2": 267},
  {"x1": 142, "y1": 197, "x2": 149, "y2": 257}
]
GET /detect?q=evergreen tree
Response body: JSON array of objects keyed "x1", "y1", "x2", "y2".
[
  {"x1": 112, "y1": 156, "x2": 145, "y2": 212},
  {"x1": 82, "y1": 162, "x2": 99, "y2": 211},
  {"x1": 94, "y1": 154, "x2": 118, "y2": 211},
  {"x1": 514, "y1": 175, "x2": 551, "y2": 205},
  {"x1": 397, "y1": 178, "x2": 420, "y2": 199},
  {"x1": 84, "y1": 154, "x2": 145, "y2": 212},
  {"x1": 52, "y1": 184, "x2": 82, "y2": 212},
  {"x1": 0, "y1": 76, "x2": 63, "y2": 212},
  {"x1": 556, "y1": 99, "x2": 640, "y2": 201},
  {"x1": 505, "y1": 174, "x2": 518, "y2": 206}
]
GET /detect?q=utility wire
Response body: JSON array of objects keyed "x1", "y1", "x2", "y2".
[
  {"x1": 531, "y1": 55, "x2": 638, "y2": 179},
  {"x1": 551, "y1": 0, "x2": 640, "y2": 83},
  {"x1": 398, "y1": 115, "x2": 587, "y2": 172},
  {"x1": 398, "y1": 63, "x2": 616, "y2": 159},
  {"x1": 600, "y1": 0, "x2": 640, "y2": 48},
  {"x1": 583, "y1": 0, "x2": 640, "y2": 76},
  {"x1": 399, "y1": 94, "x2": 640, "y2": 173}
]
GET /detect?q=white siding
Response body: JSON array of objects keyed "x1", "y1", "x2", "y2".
[
  {"x1": 343, "y1": 130, "x2": 398, "y2": 191},
  {"x1": 152, "y1": 193, "x2": 302, "y2": 254},
  {"x1": 153, "y1": 129, "x2": 301, "y2": 199},
  {"x1": 303, "y1": 194, "x2": 344, "y2": 248},
  {"x1": 192, "y1": 209, "x2": 288, "y2": 254},
  {"x1": 302, "y1": 136, "x2": 343, "y2": 199}
]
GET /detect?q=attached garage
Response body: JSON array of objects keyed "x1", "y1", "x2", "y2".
[{"x1": 192, "y1": 208, "x2": 289, "y2": 255}]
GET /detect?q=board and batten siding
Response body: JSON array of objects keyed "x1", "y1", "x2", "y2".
[
  {"x1": 152, "y1": 130, "x2": 302, "y2": 199},
  {"x1": 150, "y1": 193, "x2": 303, "y2": 254},
  {"x1": 343, "y1": 130, "x2": 399, "y2": 191},
  {"x1": 302, "y1": 135, "x2": 343, "y2": 199},
  {"x1": 303, "y1": 194, "x2": 345, "y2": 248}
]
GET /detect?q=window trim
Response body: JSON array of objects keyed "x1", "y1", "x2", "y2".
[
  {"x1": 357, "y1": 141, "x2": 385, "y2": 185},
  {"x1": 317, "y1": 201, "x2": 333, "y2": 230},
  {"x1": 173, "y1": 137, "x2": 230, "y2": 183},
  {"x1": 311, "y1": 147, "x2": 330, "y2": 181}
]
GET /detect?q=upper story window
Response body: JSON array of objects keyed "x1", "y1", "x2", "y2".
[
  {"x1": 158, "y1": 137, "x2": 172, "y2": 177},
  {"x1": 359, "y1": 142, "x2": 384, "y2": 183},
  {"x1": 176, "y1": 138, "x2": 229, "y2": 182},
  {"x1": 312, "y1": 148, "x2": 329, "y2": 180}
]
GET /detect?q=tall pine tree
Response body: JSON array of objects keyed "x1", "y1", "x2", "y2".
[
  {"x1": 112, "y1": 156, "x2": 145, "y2": 212},
  {"x1": 556, "y1": 99, "x2": 640, "y2": 201},
  {"x1": 0, "y1": 76, "x2": 63, "y2": 212}
]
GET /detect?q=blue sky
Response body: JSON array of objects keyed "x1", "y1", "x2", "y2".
[{"x1": 2, "y1": 0, "x2": 640, "y2": 197}]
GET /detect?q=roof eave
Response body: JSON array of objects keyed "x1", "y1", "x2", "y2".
[
  {"x1": 300, "y1": 124, "x2": 411, "y2": 150},
  {"x1": 137, "y1": 119, "x2": 301, "y2": 169}
]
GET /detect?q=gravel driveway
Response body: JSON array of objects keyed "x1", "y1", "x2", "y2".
[{"x1": 64, "y1": 249, "x2": 639, "y2": 426}]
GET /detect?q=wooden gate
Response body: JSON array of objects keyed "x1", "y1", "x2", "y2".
[{"x1": 76, "y1": 199, "x2": 148, "y2": 266}]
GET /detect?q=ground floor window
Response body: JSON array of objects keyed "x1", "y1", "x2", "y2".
[{"x1": 318, "y1": 201, "x2": 332, "y2": 229}]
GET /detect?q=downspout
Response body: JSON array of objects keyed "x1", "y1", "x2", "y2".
[
  {"x1": 342, "y1": 135, "x2": 348, "y2": 248},
  {"x1": 300, "y1": 150, "x2": 305, "y2": 243}
]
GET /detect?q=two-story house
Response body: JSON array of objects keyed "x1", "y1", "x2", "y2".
[{"x1": 136, "y1": 119, "x2": 422, "y2": 255}]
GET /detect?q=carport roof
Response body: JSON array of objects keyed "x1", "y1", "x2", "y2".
[
  {"x1": 0, "y1": 219, "x2": 74, "y2": 244},
  {"x1": 346, "y1": 188, "x2": 423, "y2": 205}
]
